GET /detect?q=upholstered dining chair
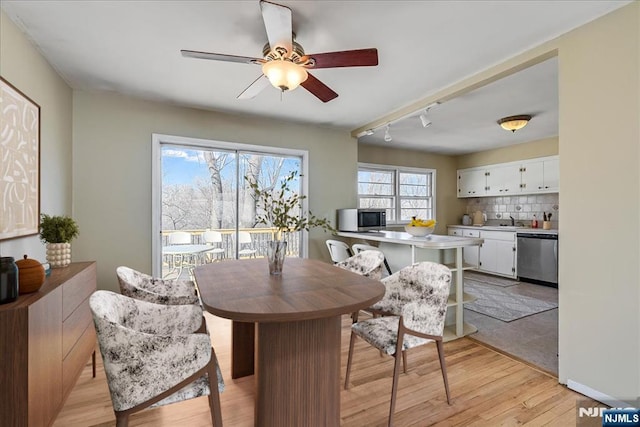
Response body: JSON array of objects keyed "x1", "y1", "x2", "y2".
[
  {"x1": 335, "y1": 250, "x2": 385, "y2": 322},
  {"x1": 325, "y1": 239, "x2": 353, "y2": 263},
  {"x1": 335, "y1": 250, "x2": 385, "y2": 281},
  {"x1": 352, "y1": 243, "x2": 393, "y2": 275},
  {"x1": 116, "y1": 266, "x2": 200, "y2": 306},
  {"x1": 90, "y1": 290, "x2": 224, "y2": 427},
  {"x1": 344, "y1": 262, "x2": 452, "y2": 426}
]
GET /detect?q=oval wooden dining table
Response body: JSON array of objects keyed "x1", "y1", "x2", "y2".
[{"x1": 194, "y1": 257, "x2": 385, "y2": 427}]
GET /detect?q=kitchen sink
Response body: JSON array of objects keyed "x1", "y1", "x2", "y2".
[{"x1": 492, "y1": 225, "x2": 528, "y2": 230}]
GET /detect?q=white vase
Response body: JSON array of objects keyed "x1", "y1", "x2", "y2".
[{"x1": 46, "y1": 243, "x2": 72, "y2": 268}]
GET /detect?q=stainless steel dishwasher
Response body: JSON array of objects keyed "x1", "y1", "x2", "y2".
[{"x1": 517, "y1": 233, "x2": 558, "y2": 287}]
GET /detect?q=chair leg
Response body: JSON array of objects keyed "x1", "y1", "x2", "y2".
[
  {"x1": 207, "y1": 350, "x2": 224, "y2": 426},
  {"x1": 436, "y1": 340, "x2": 452, "y2": 405},
  {"x1": 388, "y1": 348, "x2": 404, "y2": 427},
  {"x1": 115, "y1": 412, "x2": 129, "y2": 427},
  {"x1": 344, "y1": 331, "x2": 357, "y2": 390},
  {"x1": 402, "y1": 350, "x2": 407, "y2": 374},
  {"x1": 384, "y1": 258, "x2": 392, "y2": 275},
  {"x1": 92, "y1": 350, "x2": 96, "y2": 378}
]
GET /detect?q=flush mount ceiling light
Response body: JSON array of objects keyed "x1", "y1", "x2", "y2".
[
  {"x1": 262, "y1": 59, "x2": 309, "y2": 92},
  {"x1": 384, "y1": 125, "x2": 393, "y2": 142},
  {"x1": 498, "y1": 115, "x2": 532, "y2": 132}
]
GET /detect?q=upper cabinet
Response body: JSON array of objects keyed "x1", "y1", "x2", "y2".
[
  {"x1": 457, "y1": 155, "x2": 559, "y2": 198},
  {"x1": 486, "y1": 164, "x2": 522, "y2": 195},
  {"x1": 457, "y1": 169, "x2": 487, "y2": 197},
  {"x1": 521, "y1": 157, "x2": 559, "y2": 193}
]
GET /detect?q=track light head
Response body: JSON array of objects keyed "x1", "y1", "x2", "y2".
[
  {"x1": 420, "y1": 113, "x2": 432, "y2": 128},
  {"x1": 384, "y1": 125, "x2": 392, "y2": 142}
]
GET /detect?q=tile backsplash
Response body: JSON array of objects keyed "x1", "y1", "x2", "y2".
[{"x1": 463, "y1": 193, "x2": 559, "y2": 227}]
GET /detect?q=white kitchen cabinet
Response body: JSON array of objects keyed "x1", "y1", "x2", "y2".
[
  {"x1": 462, "y1": 229, "x2": 480, "y2": 267},
  {"x1": 457, "y1": 169, "x2": 487, "y2": 197},
  {"x1": 457, "y1": 155, "x2": 559, "y2": 198},
  {"x1": 478, "y1": 230, "x2": 516, "y2": 278},
  {"x1": 521, "y1": 156, "x2": 559, "y2": 193},
  {"x1": 448, "y1": 227, "x2": 480, "y2": 267},
  {"x1": 486, "y1": 164, "x2": 521, "y2": 195}
]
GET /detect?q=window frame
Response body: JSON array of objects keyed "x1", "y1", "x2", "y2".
[
  {"x1": 357, "y1": 162, "x2": 436, "y2": 225},
  {"x1": 151, "y1": 133, "x2": 309, "y2": 277}
]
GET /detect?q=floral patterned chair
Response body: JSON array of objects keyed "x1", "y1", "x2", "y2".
[
  {"x1": 344, "y1": 261, "x2": 452, "y2": 426},
  {"x1": 352, "y1": 243, "x2": 393, "y2": 275},
  {"x1": 335, "y1": 250, "x2": 385, "y2": 280},
  {"x1": 116, "y1": 266, "x2": 200, "y2": 306},
  {"x1": 89, "y1": 290, "x2": 224, "y2": 427}
]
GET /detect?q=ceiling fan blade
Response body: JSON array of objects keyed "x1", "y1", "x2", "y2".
[
  {"x1": 260, "y1": 0, "x2": 292, "y2": 53},
  {"x1": 237, "y1": 75, "x2": 272, "y2": 100},
  {"x1": 305, "y1": 48, "x2": 379, "y2": 69},
  {"x1": 301, "y1": 73, "x2": 338, "y2": 103},
  {"x1": 181, "y1": 50, "x2": 262, "y2": 65}
]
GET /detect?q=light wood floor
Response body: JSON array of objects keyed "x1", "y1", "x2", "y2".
[{"x1": 55, "y1": 313, "x2": 593, "y2": 427}]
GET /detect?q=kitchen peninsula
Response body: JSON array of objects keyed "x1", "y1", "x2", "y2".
[{"x1": 336, "y1": 230, "x2": 483, "y2": 341}]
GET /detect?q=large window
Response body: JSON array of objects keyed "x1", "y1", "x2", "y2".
[
  {"x1": 358, "y1": 163, "x2": 435, "y2": 223},
  {"x1": 152, "y1": 134, "x2": 308, "y2": 278}
]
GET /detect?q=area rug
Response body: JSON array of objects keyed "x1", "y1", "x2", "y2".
[
  {"x1": 464, "y1": 271, "x2": 519, "y2": 287},
  {"x1": 464, "y1": 281, "x2": 558, "y2": 322}
]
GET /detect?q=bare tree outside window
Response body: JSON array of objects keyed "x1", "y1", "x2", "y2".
[{"x1": 358, "y1": 165, "x2": 435, "y2": 223}]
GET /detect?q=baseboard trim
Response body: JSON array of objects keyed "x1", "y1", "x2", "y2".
[{"x1": 567, "y1": 380, "x2": 631, "y2": 407}]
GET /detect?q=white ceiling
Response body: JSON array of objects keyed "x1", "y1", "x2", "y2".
[{"x1": 1, "y1": 1, "x2": 630, "y2": 154}]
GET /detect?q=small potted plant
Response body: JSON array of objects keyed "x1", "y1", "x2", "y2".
[
  {"x1": 39, "y1": 214, "x2": 79, "y2": 268},
  {"x1": 246, "y1": 171, "x2": 334, "y2": 274}
]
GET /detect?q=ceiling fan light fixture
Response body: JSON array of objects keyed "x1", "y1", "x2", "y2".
[
  {"x1": 498, "y1": 115, "x2": 532, "y2": 132},
  {"x1": 262, "y1": 59, "x2": 308, "y2": 91}
]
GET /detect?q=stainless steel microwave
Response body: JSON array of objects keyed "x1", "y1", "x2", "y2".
[{"x1": 337, "y1": 208, "x2": 387, "y2": 231}]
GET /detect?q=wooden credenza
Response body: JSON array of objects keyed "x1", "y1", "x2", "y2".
[{"x1": 0, "y1": 261, "x2": 97, "y2": 427}]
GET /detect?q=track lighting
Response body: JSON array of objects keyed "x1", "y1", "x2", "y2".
[
  {"x1": 384, "y1": 125, "x2": 392, "y2": 142},
  {"x1": 419, "y1": 109, "x2": 432, "y2": 128},
  {"x1": 354, "y1": 101, "x2": 441, "y2": 140}
]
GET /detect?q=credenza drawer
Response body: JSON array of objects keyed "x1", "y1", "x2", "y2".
[
  {"x1": 62, "y1": 296, "x2": 92, "y2": 359},
  {"x1": 62, "y1": 325, "x2": 96, "y2": 396},
  {"x1": 62, "y1": 263, "x2": 97, "y2": 320}
]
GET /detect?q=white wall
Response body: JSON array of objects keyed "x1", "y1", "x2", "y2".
[
  {"x1": 0, "y1": 11, "x2": 72, "y2": 262},
  {"x1": 72, "y1": 91, "x2": 356, "y2": 292},
  {"x1": 557, "y1": 2, "x2": 639, "y2": 404}
]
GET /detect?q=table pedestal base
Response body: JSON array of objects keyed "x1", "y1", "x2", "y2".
[{"x1": 256, "y1": 316, "x2": 341, "y2": 427}]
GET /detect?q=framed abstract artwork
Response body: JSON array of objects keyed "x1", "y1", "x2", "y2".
[{"x1": 0, "y1": 77, "x2": 40, "y2": 240}]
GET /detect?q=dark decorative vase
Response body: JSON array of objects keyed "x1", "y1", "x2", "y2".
[
  {"x1": 0, "y1": 257, "x2": 19, "y2": 304},
  {"x1": 267, "y1": 241, "x2": 287, "y2": 275}
]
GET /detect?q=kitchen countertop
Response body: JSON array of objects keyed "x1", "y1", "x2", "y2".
[
  {"x1": 447, "y1": 225, "x2": 558, "y2": 235},
  {"x1": 336, "y1": 230, "x2": 483, "y2": 249}
]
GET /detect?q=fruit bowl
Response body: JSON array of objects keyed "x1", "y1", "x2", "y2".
[{"x1": 404, "y1": 225, "x2": 435, "y2": 237}]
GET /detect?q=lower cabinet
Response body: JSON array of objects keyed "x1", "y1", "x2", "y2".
[
  {"x1": 448, "y1": 227, "x2": 516, "y2": 278},
  {"x1": 0, "y1": 262, "x2": 96, "y2": 426},
  {"x1": 478, "y1": 230, "x2": 516, "y2": 278}
]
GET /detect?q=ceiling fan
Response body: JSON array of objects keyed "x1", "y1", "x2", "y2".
[{"x1": 181, "y1": 0, "x2": 378, "y2": 103}]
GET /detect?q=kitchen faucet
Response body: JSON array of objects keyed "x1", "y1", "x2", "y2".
[{"x1": 510, "y1": 215, "x2": 515, "y2": 226}]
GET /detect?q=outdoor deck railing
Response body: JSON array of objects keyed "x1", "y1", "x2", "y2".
[{"x1": 161, "y1": 228, "x2": 301, "y2": 259}]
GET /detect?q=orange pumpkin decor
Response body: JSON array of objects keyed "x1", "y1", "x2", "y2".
[{"x1": 16, "y1": 255, "x2": 46, "y2": 294}]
